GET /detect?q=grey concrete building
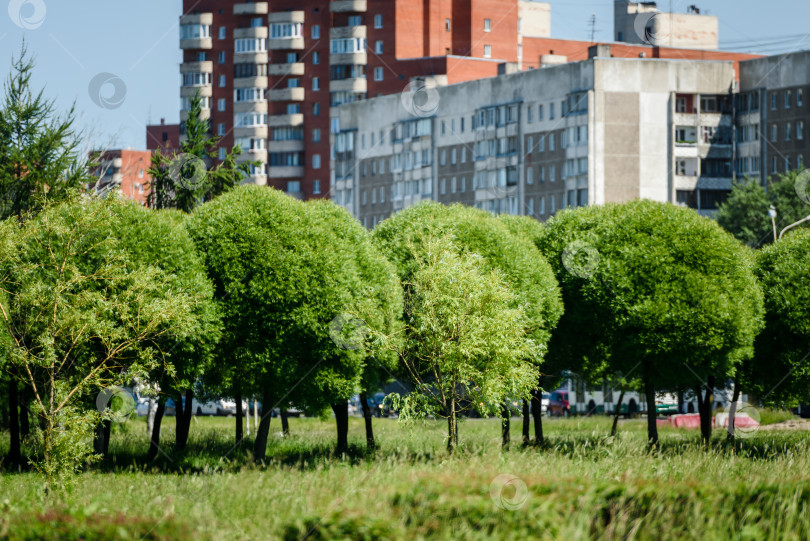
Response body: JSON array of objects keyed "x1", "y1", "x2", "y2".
[
  {"x1": 332, "y1": 53, "x2": 736, "y2": 226},
  {"x1": 738, "y1": 50, "x2": 810, "y2": 185}
]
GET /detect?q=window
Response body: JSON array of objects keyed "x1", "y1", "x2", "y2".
[
  {"x1": 313, "y1": 51, "x2": 320, "y2": 65},
  {"x1": 527, "y1": 167, "x2": 533, "y2": 185},
  {"x1": 312, "y1": 25, "x2": 320, "y2": 39},
  {"x1": 445, "y1": 18, "x2": 451, "y2": 31},
  {"x1": 218, "y1": 26, "x2": 226, "y2": 39},
  {"x1": 375, "y1": 40, "x2": 383, "y2": 54},
  {"x1": 772, "y1": 156, "x2": 778, "y2": 173},
  {"x1": 786, "y1": 123, "x2": 792, "y2": 141},
  {"x1": 550, "y1": 165, "x2": 556, "y2": 182},
  {"x1": 440, "y1": 178, "x2": 446, "y2": 195},
  {"x1": 313, "y1": 102, "x2": 320, "y2": 116},
  {"x1": 451, "y1": 148, "x2": 457, "y2": 165},
  {"x1": 374, "y1": 14, "x2": 383, "y2": 29},
  {"x1": 348, "y1": 15, "x2": 362, "y2": 26},
  {"x1": 197, "y1": 52, "x2": 207, "y2": 62},
  {"x1": 234, "y1": 113, "x2": 268, "y2": 127},
  {"x1": 786, "y1": 91, "x2": 792, "y2": 109},
  {"x1": 218, "y1": 123, "x2": 226, "y2": 135},
  {"x1": 549, "y1": 134, "x2": 555, "y2": 151},
  {"x1": 217, "y1": 98, "x2": 226, "y2": 111},
  {"x1": 371, "y1": 187, "x2": 376, "y2": 204},
  {"x1": 527, "y1": 106, "x2": 533, "y2": 123},
  {"x1": 380, "y1": 186, "x2": 385, "y2": 203},
  {"x1": 219, "y1": 75, "x2": 226, "y2": 87},
  {"x1": 483, "y1": 45, "x2": 491, "y2": 58},
  {"x1": 181, "y1": 24, "x2": 211, "y2": 40},
  {"x1": 234, "y1": 63, "x2": 267, "y2": 78},
  {"x1": 798, "y1": 89, "x2": 804, "y2": 107},
  {"x1": 440, "y1": 150, "x2": 446, "y2": 166},
  {"x1": 451, "y1": 177, "x2": 457, "y2": 193},
  {"x1": 539, "y1": 166, "x2": 545, "y2": 182},
  {"x1": 539, "y1": 196, "x2": 545, "y2": 215},
  {"x1": 484, "y1": 18, "x2": 491, "y2": 32},
  {"x1": 798, "y1": 121, "x2": 805, "y2": 140},
  {"x1": 218, "y1": 147, "x2": 227, "y2": 160},
  {"x1": 313, "y1": 180, "x2": 321, "y2": 194},
  {"x1": 771, "y1": 124, "x2": 778, "y2": 142},
  {"x1": 527, "y1": 198, "x2": 533, "y2": 216},
  {"x1": 287, "y1": 181, "x2": 301, "y2": 193},
  {"x1": 312, "y1": 128, "x2": 321, "y2": 142},
  {"x1": 181, "y1": 72, "x2": 212, "y2": 87},
  {"x1": 218, "y1": 51, "x2": 226, "y2": 64},
  {"x1": 550, "y1": 194, "x2": 556, "y2": 214},
  {"x1": 235, "y1": 38, "x2": 267, "y2": 52},
  {"x1": 313, "y1": 77, "x2": 320, "y2": 91},
  {"x1": 549, "y1": 103, "x2": 555, "y2": 119},
  {"x1": 234, "y1": 88, "x2": 265, "y2": 102},
  {"x1": 771, "y1": 93, "x2": 777, "y2": 110},
  {"x1": 374, "y1": 67, "x2": 383, "y2": 81},
  {"x1": 332, "y1": 37, "x2": 367, "y2": 54},
  {"x1": 538, "y1": 136, "x2": 545, "y2": 152},
  {"x1": 312, "y1": 154, "x2": 321, "y2": 169}
]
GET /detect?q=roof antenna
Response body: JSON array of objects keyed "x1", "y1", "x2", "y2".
[{"x1": 588, "y1": 13, "x2": 597, "y2": 42}]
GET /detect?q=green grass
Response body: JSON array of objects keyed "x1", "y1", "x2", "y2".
[
  {"x1": 759, "y1": 408, "x2": 799, "y2": 426},
  {"x1": 2, "y1": 415, "x2": 810, "y2": 540}
]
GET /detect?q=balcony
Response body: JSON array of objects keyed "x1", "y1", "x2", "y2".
[
  {"x1": 233, "y1": 101, "x2": 268, "y2": 114},
  {"x1": 269, "y1": 62, "x2": 305, "y2": 76},
  {"x1": 234, "y1": 76, "x2": 268, "y2": 89},
  {"x1": 234, "y1": 51, "x2": 269, "y2": 64},
  {"x1": 268, "y1": 166, "x2": 305, "y2": 179},
  {"x1": 268, "y1": 11, "x2": 305, "y2": 24},
  {"x1": 330, "y1": 25, "x2": 366, "y2": 40},
  {"x1": 269, "y1": 140, "x2": 305, "y2": 152},
  {"x1": 234, "y1": 2, "x2": 268, "y2": 15},
  {"x1": 268, "y1": 37, "x2": 305, "y2": 50},
  {"x1": 237, "y1": 149, "x2": 268, "y2": 162},
  {"x1": 268, "y1": 88, "x2": 305, "y2": 102},
  {"x1": 329, "y1": 78, "x2": 367, "y2": 93},
  {"x1": 234, "y1": 126, "x2": 269, "y2": 139},
  {"x1": 329, "y1": 52, "x2": 367, "y2": 65},
  {"x1": 180, "y1": 37, "x2": 213, "y2": 50},
  {"x1": 269, "y1": 113, "x2": 304, "y2": 127},
  {"x1": 180, "y1": 61, "x2": 213, "y2": 73},
  {"x1": 180, "y1": 86, "x2": 212, "y2": 98},
  {"x1": 234, "y1": 27, "x2": 268, "y2": 39},
  {"x1": 180, "y1": 13, "x2": 213, "y2": 25},
  {"x1": 330, "y1": 0, "x2": 367, "y2": 12}
]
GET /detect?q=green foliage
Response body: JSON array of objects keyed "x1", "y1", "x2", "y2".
[
  {"x1": 0, "y1": 44, "x2": 85, "y2": 221},
  {"x1": 0, "y1": 198, "x2": 206, "y2": 490},
  {"x1": 717, "y1": 171, "x2": 810, "y2": 247},
  {"x1": 746, "y1": 229, "x2": 810, "y2": 405},
  {"x1": 148, "y1": 92, "x2": 251, "y2": 212},
  {"x1": 534, "y1": 200, "x2": 764, "y2": 404}
]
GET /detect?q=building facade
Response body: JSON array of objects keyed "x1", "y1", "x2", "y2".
[
  {"x1": 333, "y1": 54, "x2": 739, "y2": 226},
  {"x1": 89, "y1": 149, "x2": 152, "y2": 205},
  {"x1": 178, "y1": 0, "x2": 555, "y2": 201}
]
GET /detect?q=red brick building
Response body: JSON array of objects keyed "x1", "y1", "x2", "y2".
[
  {"x1": 89, "y1": 149, "x2": 152, "y2": 205},
  {"x1": 146, "y1": 118, "x2": 181, "y2": 155}
]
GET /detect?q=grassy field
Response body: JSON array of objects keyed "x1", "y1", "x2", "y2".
[{"x1": 2, "y1": 414, "x2": 810, "y2": 540}]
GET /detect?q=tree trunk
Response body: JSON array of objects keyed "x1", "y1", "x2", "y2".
[
  {"x1": 253, "y1": 400, "x2": 258, "y2": 432},
  {"x1": 147, "y1": 398, "x2": 156, "y2": 435},
  {"x1": 531, "y1": 390, "x2": 544, "y2": 445},
  {"x1": 611, "y1": 390, "x2": 625, "y2": 437},
  {"x1": 7, "y1": 382, "x2": 20, "y2": 465},
  {"x1": 447, "y1": 396, "x2": 458, "y2": 454},
  {"x1": 19, "y1": 393, "x2": 29, "y2": 437},
  {"x1": 253, "y1": 384, "x2": 273, "y2": 462},
  {"x1": 727, "y1": 379, "x2": 741, "y2": 442},
  {"x1": 245, "y1": 398, "x2": 251, "y2": 437},
  {"x1": 147, "y1": 398, "x2": 165, "y2": 461},
  {"x1": 697, "y1": 376, "x2": 715, "y2": 445},
  {"x1": 281, "y1": 408, "x2": 290, "y2": 436},
  {"x1": 235, "y1": 390, "x2": 244, "y2": 444},
  {"x1": 103, "y1": 419, "x2": 111, "y2": 455},
  {"x1": 332, "y1": 402, "x2": 349, "y2": 454},
  {"x1": 521, "y1": 399, "x2": 530, "y2": 445},
  {"x1": 93, "y1": 421, "x2": 106, "y2": 456},
  {"x1": 360, "y1": 392, "x2": 375, "y2": 450},
  {"x1": 644, "y1": 374, "x2": 658, "y2": 447},
  {"x1": 501, "y1": 403, "x2": 511, "y2": 449}
]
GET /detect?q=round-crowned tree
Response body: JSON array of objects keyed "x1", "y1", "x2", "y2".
[
  {"x1": 534, "y1": 200, "x2": 764, "y2": 445},
  {"x1": 189, "y1": 186, "x2": 398, "y2": 459},
  {"x1": 373, "y1": 202, "x2": 562, "y2": 447},
  {"x1": 745, "y1": 229, "x2": 810, "y2": 408}
]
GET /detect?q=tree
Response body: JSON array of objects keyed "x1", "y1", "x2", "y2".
[
  {"x1": 535, "y1": 200, "x2": 764, "y2": 445},
  {"x1": 0, "y1": 45, "x2": 91, "y2": 465},
  {"x1": 717, "y1": 171, "x2": 810, "y2": 247},
  {"x1": 386, "y1": 235, "x2": 540, "y2": 453},
  {"x1": 0, "y1": 198, "x2": 201, "y2": 490},
  {"x1": 148, "y1": 91, "x2": 251, "y2": 212},
  {"x1": 188, "y1": 186, "x2": 394, "y2": 459},
  {"x1": 741, "y1": 230, "x2": 810, "y2": 418},
  {"x1": 373, "y1": 202, "x2": 562, "y2": 448}
]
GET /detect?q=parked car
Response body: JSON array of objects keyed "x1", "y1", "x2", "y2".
[{"x1": 547, "y1": 390, "x2": 570, "y2": 417}]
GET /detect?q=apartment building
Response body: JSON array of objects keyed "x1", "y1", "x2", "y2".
[
  {"x1": 146, "y1": 118, "x2": 182, "y2": 155},
  {"x1": 178, "y1": 0, "x2": 553, "y2": 201},
  {"x1": 89, "y1": 150, "x2": 152, "y2": 205},
  {"x1": 738, "y1": 50, "x2": 810, "y2": 185},
  {"x1": 613, "y1": 1, "x2": 719, "y2": 50},
  {"x1": 332, "y1": 52, "x2": 739, "y2": 226}
]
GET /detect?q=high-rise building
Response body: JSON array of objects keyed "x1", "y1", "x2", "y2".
[
  {"x1": 89, "y1": 149, "x2": 152, "y2": 205},
  {"x1": 178, "y1": 0, "x2": 555, "y2": 200}
]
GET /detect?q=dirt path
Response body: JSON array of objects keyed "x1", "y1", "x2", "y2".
[{"x1": 758, "y1": 419, "x2": 810, "y2": 431}]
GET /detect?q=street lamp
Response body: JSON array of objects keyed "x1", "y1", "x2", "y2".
[
  {"x1": 779, "y1": 214, "x2": 810, "y2": 239},
  {"x1": 768, "y1": 206, "x2": 778, "y2": 243}
]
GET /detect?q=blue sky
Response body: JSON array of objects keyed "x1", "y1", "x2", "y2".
[{"x1": 0, "y1": 0, "x2": 807, "y2": 150}]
